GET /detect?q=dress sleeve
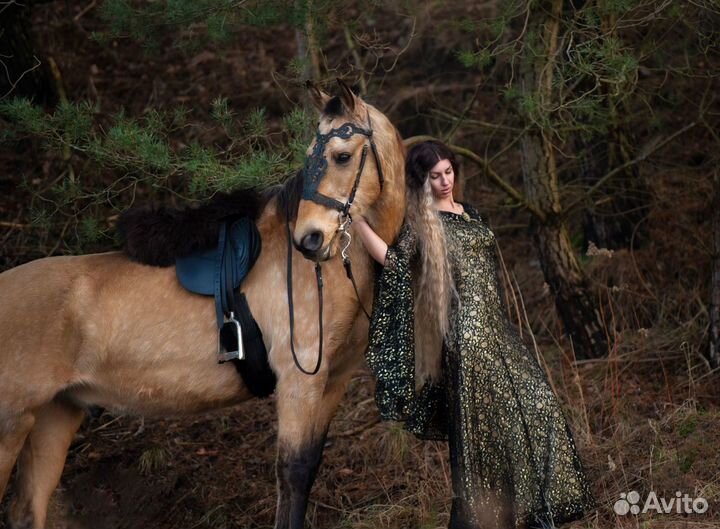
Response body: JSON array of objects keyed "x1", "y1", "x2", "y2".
[
  {"x1": 365, "y1": 222, "x2": 448, "y2": 441},
  {"x1": 382, "y1": 221, "x2": 416, "y2": 272}
]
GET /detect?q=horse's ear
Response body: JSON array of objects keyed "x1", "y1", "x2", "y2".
[
  {"x1": 306, "y1": 80, "x2": 331, "y2": 112},
  {"x1": 336, "y1": 78, "x2": 357, "y2": 113}
]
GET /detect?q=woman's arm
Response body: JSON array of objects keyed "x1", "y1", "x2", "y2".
[{"x1": 353, "y1": 216, "x2": 388, "y2": 265}]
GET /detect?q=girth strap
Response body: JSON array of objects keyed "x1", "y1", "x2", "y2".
[{"x1": 229, "y1": 291, "x2": 276, "y2": 398}]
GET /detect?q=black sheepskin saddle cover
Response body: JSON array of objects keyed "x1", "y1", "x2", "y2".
[{"x1": 117, "y1": 189, "x2": 265, "y2": 267}]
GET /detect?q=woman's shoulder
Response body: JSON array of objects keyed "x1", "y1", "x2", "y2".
[
  {"x1": 460, "y1": 201, "x2": 484, "y2": 221},
  {"x1": 459, "y1": 201, "x2": 496, "y2": 246}
]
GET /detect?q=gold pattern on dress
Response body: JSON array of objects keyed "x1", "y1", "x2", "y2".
[{"x1": 366, "y1": 202, "x2": 595, "y2": 528}]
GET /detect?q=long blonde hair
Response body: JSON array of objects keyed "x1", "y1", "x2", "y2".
[{"x1": 404, "y1": 142, "x2": 460, "y2": 389}]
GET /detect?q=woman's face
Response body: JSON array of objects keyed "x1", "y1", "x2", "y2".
[{"x1": 428, "y1": 158, "x2": 455, "y2": 200}]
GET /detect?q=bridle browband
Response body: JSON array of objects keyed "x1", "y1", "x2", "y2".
[{"x1": 286, "y1": 108, "x2": 382, "y2": 375}]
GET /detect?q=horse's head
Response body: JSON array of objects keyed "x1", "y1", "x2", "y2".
[{"x1": 294, "y1": 79, "x2": 405, "y2": 261}]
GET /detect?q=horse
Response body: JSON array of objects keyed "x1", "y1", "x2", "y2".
[{"x1": 0, "y1": 78, "x2": 406, "y2": 529}]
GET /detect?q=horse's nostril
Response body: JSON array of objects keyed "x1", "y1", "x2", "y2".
[{"x1": 301, "y1": 231, "x2": 324, "y2": 253}]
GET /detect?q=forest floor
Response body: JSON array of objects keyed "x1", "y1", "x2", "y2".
[{"x1": 1, "y1": 2, "x2": 719, "y2": 529}]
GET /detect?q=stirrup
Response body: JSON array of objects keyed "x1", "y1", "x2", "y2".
[{"x1": 218, "y1": 311, "x2": 245, "y2": 363}]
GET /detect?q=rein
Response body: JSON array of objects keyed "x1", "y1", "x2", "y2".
[
  {"x1": 286, "y1": 207, "x2": 324, "y2": 375},
  {"x1": 286, "y1": 109, "x2": 382, "y2": 374},
  {"x1": 338, "y1": 222, "x2": 371, "y2": 319}
]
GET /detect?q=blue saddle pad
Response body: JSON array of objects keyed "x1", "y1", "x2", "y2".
[{"x1": 176, "y1": 217, "x2": 261, "y2": 297}]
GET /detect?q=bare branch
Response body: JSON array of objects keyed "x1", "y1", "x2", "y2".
[
  {"x1": 0, "y1": 56, "x2": 41, "y2": 100},
  {"x1": 564, "y1": 122, "x2": 697, "y2": 215},
  {"x1": 430, "y1": 108, "x2": 523, "y2": 132}
]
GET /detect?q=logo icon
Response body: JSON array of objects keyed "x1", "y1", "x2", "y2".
[
  {"x1": 614, "y1": 491, "x2": 641, "y2": 515},
  {"x1": 614, "y1": 491, "x2": 709, "y2": 515}
]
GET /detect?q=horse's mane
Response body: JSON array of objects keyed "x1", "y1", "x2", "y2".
[
  {"x1": 266, "y1": 168, "x2": 303, "y2": 224},
  {"x1": 118, "y1": 171, "x2": 303, "y2": 267}
]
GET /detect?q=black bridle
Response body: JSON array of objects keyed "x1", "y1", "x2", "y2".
[
  {"x1": 301, "y1": 111, "x2": 385, "y2": 216},
  {"x1": 286, "y1": 110, "x2": 383, "y2": 375}
]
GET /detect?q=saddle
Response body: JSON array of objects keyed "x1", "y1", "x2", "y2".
[
  {"x1": 118, "y1": 198, "x2": 276, "y2": 397},
  {"x1": 176, "y1": 217, "x2": 261, "y2": 362}
]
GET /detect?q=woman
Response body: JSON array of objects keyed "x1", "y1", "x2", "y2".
[{"x1": 353, "y1": 140, "x2": 595, "y2": 529}]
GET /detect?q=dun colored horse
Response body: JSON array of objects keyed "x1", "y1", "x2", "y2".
[{"x1": 0, "y1": 80, "x2": 406, "y2": 529}]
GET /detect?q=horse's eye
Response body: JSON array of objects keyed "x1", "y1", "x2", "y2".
[{"x1": 335, "y1": 152, "x2": 352, "y2": 164}]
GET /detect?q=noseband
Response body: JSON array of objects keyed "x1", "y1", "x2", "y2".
[{"x1": 286, "y1": 109, "x2": 382, "y2": 375}]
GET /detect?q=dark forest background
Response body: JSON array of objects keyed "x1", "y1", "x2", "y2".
[{"x1": 1, "y1": 0, "x2": 719, "y2": 528}]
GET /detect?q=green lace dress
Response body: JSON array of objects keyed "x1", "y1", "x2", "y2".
[{"x1": 365, "y1": 202, "x2": 595, "y2": 529}]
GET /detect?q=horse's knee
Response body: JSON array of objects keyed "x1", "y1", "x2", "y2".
[
  {"x1": 8, "y1": 495, "x2": 35, "y2": 529},
  {"x1": 275, "y1": 433, "x2": 328, "y2": 529},
  {"x1": 9, "y1": 400, "x2": 84, "y2": 529},
  {"x1": 0, "y1": 413, "x2": 35, "y2": 459},
  {"x1": 277, "y1": 432, "x2": 327, "y2": 494}
]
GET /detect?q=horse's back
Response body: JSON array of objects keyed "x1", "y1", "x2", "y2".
[
  {"x1": 0, "y1": 251, "x2": 134, "y2": 330},
  {"x1": 0, "y1": 251, "x2": 253, "y2": 415}
]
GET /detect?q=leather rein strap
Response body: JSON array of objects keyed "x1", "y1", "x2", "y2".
[
  {"x1": 286, "y1": 207, "x2": 324, "y2": 375},
  {"x1": 286, "y1": 110, "x2": 382, "y2": 375}
]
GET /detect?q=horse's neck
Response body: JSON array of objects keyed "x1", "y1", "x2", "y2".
[
  {"x1": 369, "y1": 198, "x2": 404, "y2": 247},
  {"x1": 366, "y1": 135, "x2": 406, "y2": 246}
]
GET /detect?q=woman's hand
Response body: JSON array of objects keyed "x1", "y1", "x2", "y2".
[
  {"x1": 352, "y1": 215, "x2": 388, "y2": 266},
  {"x1": 353, "y1": 215, "x2": 368, "y2": 226}
]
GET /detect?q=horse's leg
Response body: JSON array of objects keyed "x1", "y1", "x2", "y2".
[
  {"x1": 8, "y1": 399, "x2": 84, "y2": 529},
  {"x1": 0, "y1": 413, "x2": 35, "y2": 506},
  {"x1": 274, "y1": 369, "x2": 354, "y2": 529}
]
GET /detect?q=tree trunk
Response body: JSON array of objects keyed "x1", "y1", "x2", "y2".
[
  {"x1": 518, "y1": 0, "x2": 608, "y2": 359},
  {"x1": 533, "y1": 214, "x2": 608, "y2": 358},
  {"x1": 294, "y1": 0, "x2": 321, "y2": 84},
  {"x1": 577, "y1": 123, "x2": 649, "y2": 251},
  {"x1": 0, "y1": 1, "x2": 55, "y2": 105},
  {"x1": 521, "y1": 131, "x2": 609, "y2": 359},
  {"x1": 709, "y1": 170, "x2": 720, "y2": 369}
]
